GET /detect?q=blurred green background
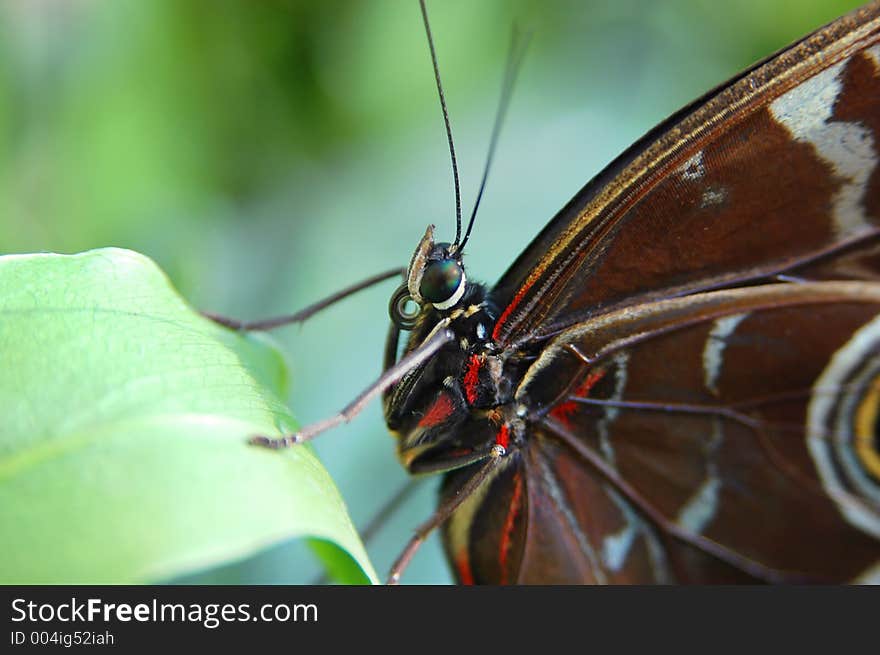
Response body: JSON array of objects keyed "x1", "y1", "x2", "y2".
[{"x1": 0, "y1": 0, "x2": 864, "y2": 584}]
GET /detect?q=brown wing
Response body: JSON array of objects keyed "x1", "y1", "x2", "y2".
[
  {"x1": 442, "y1": 4, "x2": 880, "y2": 585},
  {"x1": 488, "y1": 3, "x2": 880, "y2": 346},
  {"x1": 493, "y1": 282, "x2": 880, "y2": 583},
  {"x1": 442, "y1": 430, "x2": 755, "y2": 584}
]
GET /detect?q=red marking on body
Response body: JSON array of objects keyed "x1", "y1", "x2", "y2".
[
  {"x1": 464, "y1": 354, "x2": 482, "y2": 405},
  {"x1": 549, "y1": 370, "x2": 606, "y2": 427},
  {"x1": 495, "y1": 424, "x2": 511, "y2": 451},
  {"x1": 418, "y1": 392, "x2": 455, "y2": 428},
  {"x1": 498, "y1": 471, "x2": 524, "y2": 585},
  {"x1": 491, "y1": 274, "x2": 539, "y2": 342},
  {"x1": 456, "y1": 548, "x2": 474, "y2": 585}
]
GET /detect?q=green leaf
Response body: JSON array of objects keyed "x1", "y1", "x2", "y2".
[{"x1": 0, "y1": 248, "x2": 377, "y2": 584}]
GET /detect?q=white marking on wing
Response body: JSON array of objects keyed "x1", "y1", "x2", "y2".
[
  {"x1": 602, "y1": 487, "x2": 671, "y2": 582},
  {"x1": 677, "y1": 476, "x2": 721, "y2": 534},
  {"x1": 602, "y1": 524, "x2": 636, "y2": 572},
  {"x1": 598, "y1": 351, "x2": 630, "y2": 466},
  {"x1": 703, "y1": 313, "x2": 747, "y2": 396},
  {"x1": 602, "y1": 492, "x2": 638, "y2": 572},
  {"x1": 700, "y1": 186, "x2": 728, "y2": 208},
  {"x1": 769, "y1": 58, "x2": 878, "y2": 237},
  {"x1": 676, "y1": 420, "x2": 723, "y2": 534},
  {"x1": 676, "y1": 150, "x2": 705, "y2": 181},
  {"x1": 808, "y1": 313, "x2": 880, "y2": 538}
]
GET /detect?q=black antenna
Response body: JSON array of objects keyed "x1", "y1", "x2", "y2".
[
  {"x1": 419, "y1": 0, "x2": 463, "y2": 245},
  {"x1": 458, "y1": 26, "x2": 531, "y2": 253}
]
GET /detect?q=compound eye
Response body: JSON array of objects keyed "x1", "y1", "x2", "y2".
[{"x1": 419, "y1": 259, "x2": 465, "y2": 309}]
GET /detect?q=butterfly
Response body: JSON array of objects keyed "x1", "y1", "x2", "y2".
[{"x1": 227, "y1": 1, "x2": 880, "y2": 583}]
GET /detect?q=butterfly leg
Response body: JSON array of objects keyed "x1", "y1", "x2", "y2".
[
  {"x1": 201, "y1": 267, "x2": 405, "y2": 331},
  {"x1": 250, "y1": 324, "x2": 455, "y2": 448},
  {"x1": 386, "y1": 444, "x2": 509, "y2": 585}
]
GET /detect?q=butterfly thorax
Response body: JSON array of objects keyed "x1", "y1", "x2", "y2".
[{"x1": 382, "y1": 229, "x2": 536, "y2": 475}]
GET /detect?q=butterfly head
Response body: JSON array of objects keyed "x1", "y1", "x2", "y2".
[{"x1": 390, "y1": 224, "x2": 468, "y2": 329}]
